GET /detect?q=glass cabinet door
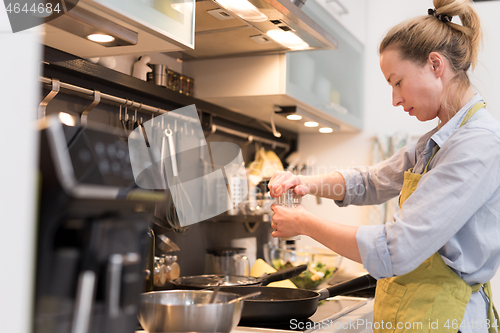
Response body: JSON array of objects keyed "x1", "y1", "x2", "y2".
[{"x1": 92, "y1": 0, "x2": 195, "y2": 48}]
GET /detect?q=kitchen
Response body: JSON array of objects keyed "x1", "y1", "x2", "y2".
[{"x1": 2, "y1": 0, "x2": 500, "y2": 333}]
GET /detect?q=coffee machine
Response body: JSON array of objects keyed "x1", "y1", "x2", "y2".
[{"x1": 35, "y1": 116, "x2": 162, "y2": 333}]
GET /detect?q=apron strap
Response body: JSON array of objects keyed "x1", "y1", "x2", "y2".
[
  {"x1": 471, "y1": 282, "x2": 499, "y2": 333},
  {"x1": 484, "y1": 282, "x2": 499, "y2": 333},
  {"x1": 423, "y1": 102, "x2": 486, "y2": 174}
]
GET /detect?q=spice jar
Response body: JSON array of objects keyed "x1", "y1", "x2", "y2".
[
  {"x1": 179, "y1": 75, "x2": 187, "y2": 94},
  {"x1": 166, "y1": 69, "x2": 181, "y2": 92},
  {"x1": 186, "y1": 77, "x2": 194, "y2": 96}
]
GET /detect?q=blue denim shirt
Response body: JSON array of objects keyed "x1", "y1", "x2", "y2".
[{"x1": 337, "y1": 94, "x2": 500, "y2": 332}]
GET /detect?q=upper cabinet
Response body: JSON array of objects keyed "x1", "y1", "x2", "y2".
[
  {"x1": 92, "y1": 0, "x2": 195, "y2": 47},
  {"x1": 43, "y1": 0, "x2": 195, "y2": 57},
  {"x1": 184, "y1": 0, "x2": 365, "y2": 133}
]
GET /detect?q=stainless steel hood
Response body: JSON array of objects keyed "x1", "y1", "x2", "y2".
[
  {"x1": 42, "y1": 0, "x2": 337, "y2": 59},
  {"x1": 172, "y1": 0, "x2": 338, "y2": 60}
]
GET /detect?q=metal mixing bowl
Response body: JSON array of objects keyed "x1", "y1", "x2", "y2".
[{"x1": 138, "y1": 290, "x2": 243, "y2": 332}]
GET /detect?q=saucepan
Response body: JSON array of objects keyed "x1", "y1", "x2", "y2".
[
  {"x1": 138, "y1": 290, "x2": 259, "y2": 332},
  {"x1": 219, "y1": 273, "x2": 377, "y2": 324},
  {"x1": 171, "y1": 264, "x2": 307, "y2": 288}
]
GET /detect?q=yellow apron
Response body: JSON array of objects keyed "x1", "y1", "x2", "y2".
[{"x1": 373, "y1": 102, "x2": 499, "y2": 333}]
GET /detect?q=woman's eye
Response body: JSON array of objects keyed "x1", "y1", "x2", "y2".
[{"x1": 395, "y1": 80, "x2": 402, "y2": 87}]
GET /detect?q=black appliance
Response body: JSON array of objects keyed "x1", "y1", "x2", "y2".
[{"x1": 35, "y1": 117, "x2": 162, "y2": 333}]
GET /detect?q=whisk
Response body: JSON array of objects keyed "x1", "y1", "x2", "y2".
[{"x1": 161, "y1": 127, "x2": 196, "y2": 233}]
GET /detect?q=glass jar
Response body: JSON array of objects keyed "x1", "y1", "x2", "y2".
[
  {"x1": 167, "y1": 69, "x2": 181, "y2": 92},
  {"x1": 275, "y1": 188, "x2": 301, "y2": 240}
]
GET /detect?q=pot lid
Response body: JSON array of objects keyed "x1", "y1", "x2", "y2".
[{"x1": 173, "y1": 274, "x2": 258, "y2": 287}]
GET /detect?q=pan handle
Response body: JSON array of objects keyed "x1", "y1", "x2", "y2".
[
  {"x1": 259, "y1": 264, "x2": 307, "y2": 286},
  {"x1": 318, "y1": 274, "x2": 377, "y2": 301}
]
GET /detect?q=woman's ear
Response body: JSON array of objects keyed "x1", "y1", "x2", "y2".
[{"x1": 428, "y1": 52, "x2": 445, "y2": 78}]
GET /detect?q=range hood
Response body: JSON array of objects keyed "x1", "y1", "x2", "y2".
[
  {"x1": 42, "y1": 0, "x2": 338, "y2": 59},
  {"x1": 170, "y1": 0, "x2": 338, "y2": 60}
]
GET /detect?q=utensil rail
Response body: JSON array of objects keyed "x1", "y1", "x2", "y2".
[{"x1": 39, "y1": 76, "x2": 290, "y2": 150}]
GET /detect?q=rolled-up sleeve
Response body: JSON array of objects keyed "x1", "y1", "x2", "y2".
[{"x1": 335, "y1": 142, "x2": 417, "y2": 207}]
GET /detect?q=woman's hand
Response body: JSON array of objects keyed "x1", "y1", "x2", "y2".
[
  {"x1": 268, "y1": 171, "x2": 308, "y2": 198},
  {"x1": 270, "y1": 203, "x2": 362, "y2": 264},
  {"x1": 270, "y1": 203, "x2": 309, "y2": 238}
]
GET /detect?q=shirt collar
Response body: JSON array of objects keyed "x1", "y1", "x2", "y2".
[{"x1": 429, "y1": 93, "x2": 484, "y2": 149}]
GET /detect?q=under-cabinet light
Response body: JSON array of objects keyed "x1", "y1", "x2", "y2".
[
  {"x1": 266, "y1": 29, "x2": 309, "y2": 50},
  {"x1": 214, "y1": 0, "x2": 268, "y2": 22},
  {"x1": 87, "y1": 33, "x2": 115, "y2": 43},
  {"x1": 304, "y1": 121, "x2": 319, "y2": 128},
  {"x1": 286, "y1": 114, "x2": 302, "y2": 120},
  {"x1": 319, "y1": 127, "x2": 333, "y2": 133},
  {"x1": 59, "y1": 112, "x2": 75, "y2": 126}
]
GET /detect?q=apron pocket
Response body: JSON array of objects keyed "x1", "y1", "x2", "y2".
[{"x1": 374, "y1": 278, "x2": 407, "y2": 333}]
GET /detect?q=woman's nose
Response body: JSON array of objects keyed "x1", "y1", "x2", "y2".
[{"x1": 392, "y1": 91, "x2": 403, "y2": 107}]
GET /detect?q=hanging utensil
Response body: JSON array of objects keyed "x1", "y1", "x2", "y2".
[
  {"x1": 226, "y1": 291, "x2": 262, "y2": 305},
  {"x1": 163, "y1": 126, "x2": 195, "y2": 233},
  {"x1": 208, "y1": 277, "x2": 225, "y2": 304}
]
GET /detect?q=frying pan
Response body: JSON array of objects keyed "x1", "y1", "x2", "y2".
[
  {"x1": 171, "y1": 264, "x2": 307, "y2": 288},
  {"x1": 219, "y1": 273, "x2": 377, "y2": 324}
]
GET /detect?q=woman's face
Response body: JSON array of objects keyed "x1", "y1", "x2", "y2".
[{"x1": 380, "y1": 48, "x2": 444, "y2": 122}]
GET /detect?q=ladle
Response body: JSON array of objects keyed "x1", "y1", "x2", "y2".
[{"x1": 227, "y1": 291, "x2": 262, "y2": 304}]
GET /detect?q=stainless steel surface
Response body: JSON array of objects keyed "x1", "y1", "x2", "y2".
[
  {"x1": 155, "y1": 234, "x2": 180, "y2": 253},
  {"x1": 138, "y1": 290, "x2": 243, "y2": 333},
  {"x1": 173, "y1": 274, "x2": 262, "y2": 287},
  {"x1": 80, "y1": 90, "x2": 101, "y2": 126},
  {"x1": 176, "y1": 0, "x2": 338, "y2": 60},
  {"x1": 39, "y1": 76, "x2": 290, "y2": 150},
  {"x1": 213, "y1": 125, "x2": 290, "y2": 150},
  {"x1": 38, "y1": 78, "x2": 60, "y2": 119},
  {"x1": 148, "y1": 64, "x2": 167, "y2": 87},
  {"x1": 209, "y1": 277, "x2": 225, "y2": 304},
  {"x1": 106, "y1": 254, "x2": 123, "y2": 318},
  {"x1": 71, "y1": 271, "x2": 96, "y2": 333}
]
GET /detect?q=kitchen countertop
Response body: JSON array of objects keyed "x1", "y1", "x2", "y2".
[
  {"x1": 135, "y1": 298, "x2": 374, "y2": 333},
  {"x1": 232, "y1": 298, "x2": 374, "y2": 333}
]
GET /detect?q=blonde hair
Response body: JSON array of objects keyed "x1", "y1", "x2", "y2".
[{"x1": 379, "y1": 0, "x2": 483, "y2": 116}]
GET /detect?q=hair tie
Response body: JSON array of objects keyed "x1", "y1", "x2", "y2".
[{"x1": 428, "y1": 8, "x2": 452, "y2": 23}]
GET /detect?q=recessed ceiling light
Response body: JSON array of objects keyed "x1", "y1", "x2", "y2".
[
  {"x1": 286, "y1": 114, "x2": 302, "y2": 120},
  {"x1": 319, "y1": 127, "x2": 333, "y2": 133},
  {"x1": 304, "y1": 121, "x2": 319, "y2": 127},
  {"x1": 87, "y1": 33, "x2": 115, "y2": 43}
]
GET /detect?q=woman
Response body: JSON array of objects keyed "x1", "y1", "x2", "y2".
[{"x1": 269, "y1": 1, "x2": 500, "y2": 332}]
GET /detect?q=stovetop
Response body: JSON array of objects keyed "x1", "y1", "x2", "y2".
[{"x1": 234, "y1": 296, "x2": 368, "y2": 333}]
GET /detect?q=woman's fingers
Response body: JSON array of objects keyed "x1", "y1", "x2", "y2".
[
  {"x1": 269, "y1": 171, "x2": 303, "y2": 197},
  {"x1": 269, "y1": 171, "x2": 289, "y2": 196},
  {"x1": 295, "y1": 184, "x2": 309, "y2": 196}
]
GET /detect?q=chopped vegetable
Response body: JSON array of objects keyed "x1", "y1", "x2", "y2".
[{"x1": 272, "y1": 260, "x2": 338, "y2": 290}]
